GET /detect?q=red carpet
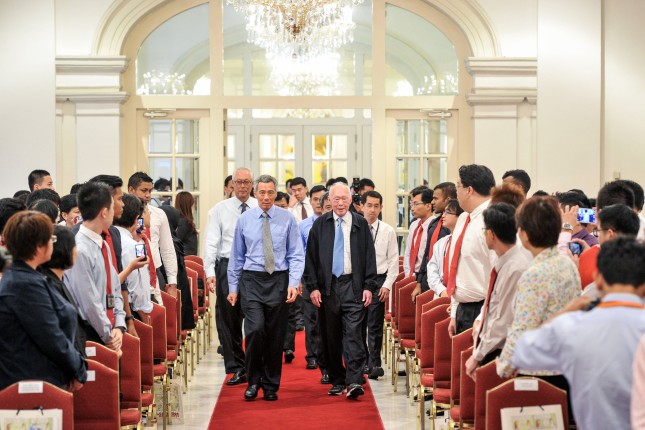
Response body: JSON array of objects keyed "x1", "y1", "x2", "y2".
[{"x1": 208, "y1": 331, "x2": 385, "y2": 429}]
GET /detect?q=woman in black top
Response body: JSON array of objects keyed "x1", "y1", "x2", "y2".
[
  {"x1": 40, "y1": 225, "x2": 87, "y2": 357},
  {"x1": 0, "y1": 212, "x2": 87, "y2": 390},
  {"x1": 174, "y1": 191, "x2": 198, "y2": 256}
]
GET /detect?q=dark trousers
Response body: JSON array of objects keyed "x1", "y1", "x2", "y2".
[
  {"x1": 456, "y1": 300, "x2": 485, "y2": 334},
  {"x1": 240, "y1": 270, "x2": 290, "y2": 392},
  {"x1": 214, "y1": 261, "x2": 224, "y2": 347},
  {"x1": 364, "y1": 274, "x2": 387, "y2": 368},
  {"x1": 319, "y1": 275, "x2": 367, "y2": 386},
  {"x1": 303, "y1": 295, "x2": 327, "y2": 375},
  {"x1": 216, "y1": 258, "x2": 245, "y2": 374},
  {"x1": 283, "y1": 299, "x2": 297, "y2": 352},
  {"x1": 481, "y1": 348, "x2": 502, "y2": 366},
  {"x1": 295, "y1": 294, "x2": 305, "y2": 326},
  {"x1": 84, "y1": 321, "x2": 105, "y2": 345}
]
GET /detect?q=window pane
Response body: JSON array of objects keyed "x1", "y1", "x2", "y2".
[
  {"x1": 259, "y1": 135, "x2": 277, "y2": 158},
  {"x1": 227, "y1": 135, "x2": 236, "y2": 159},
  {"x1": 313, "y1": 161, "x2": 328, "y2": 185},
  {"x1": 193, "y1": 195, "x2": 200, "y2": 230},
  {"x1": 252, "y1": 109, "x2": 354, "y2": 119},
  {"x1": 149, "y1": 158, "x2": 172, "y2": 204},
  {"x1": 407, "y1": 121, "x2": 421, "y2": 155},
  {"x1": 397, "y1": 232, "x2": 406, "y2": 256},
  {"x1": 424, "y1": 120, "x2": 447, "y2": 154},
  {"x1": 137, "y1": 4, "x2": 210, "y2": 95},
  {"x1": 149, "y1": 120, "x2": 172, "y2": 154},
  {"x1": 228, "y1": 161, "x2": 235, "y2": 177},
  {"x1": 278, "y1": 161, "x2": 295, "y2": 189},
  {"x1": 313, "y1": 136, "x2": 328, "y2": 158},
  {"x1": 260, "y1": 161, "x2": 276, "y2": 177},
  {"x1": 224, "y1": 57, "x2": 244, "y2": 96},
  {"x1": 396, "y1": 195, "x2": 411, "y2": 229},
  {"x1": 278, "y1": 135, "x2": 295, "y2": 159},
  {"x1": 397, "y1": 158, "x2": 421, "y2": 192},
  {"x1": 330, "y1": 161, "x2": 347, "y2": 179},
  {"x1": 423, "y1": 158, "x2": 447, "y2": 188},
  {"x1": 176, "y1": 120, "x2": 199, "y2": 154},
  {"x1": 331, "y1": 135, "x2": 348, "y2": 158},
  {"x1": 175, "y1": 158, "x2": 199, "y2": 192},
  {"x1": 385, "y1": 4, "x2": 458, "y2": 96}
]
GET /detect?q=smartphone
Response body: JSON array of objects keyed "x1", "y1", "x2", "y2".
[
  {"x1": 568, "y1": 242, "x2": 582, "y2": 256},
  {"x1": 136, "y1": 218, "x2": 144, "y2": 234},
  {"x1": 134, "y1": 243, "x2": 147, "y2": 261},
  {"x1": 577, "y1": 208, "x2": 596, "y2": 224}
]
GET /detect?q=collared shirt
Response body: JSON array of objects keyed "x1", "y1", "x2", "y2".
[
  {"x1": 148, "y1": 205, "x2": 178, "y2": 285},
  {"x1": 289, "y1": 197, "x2": 314, "y2": 223},
  {"x1": 204, "y1": 196, "x2": 259, "y2": 278},
  {"x1": 412, "y1": 216, "x2": 435, "y2": 273},
  {"x1": 497, "y1": 246, "x2": 580, "y2": 377},
  {"x1": 333, "y1": 211, "x2": 353, "y2": 275},
  {"x1": 299, "y1": 214, "x2": 319, "y2": 250},
  {"x1": 369, "y1": 219, "x2": 399, "y2": 291},
  {"x1": 513, "y1": 293, "x2": 645, "y2": 430},
  {"x1": 114, "y1": 226, "x2": 153, "y2": 314},
  {"x1": 64, "y1": 226, "x2": 126, "y2": 342},
  {"x1": 228, "y1": 205, "x2": 305, "y2": 293},
  {"x1": 427, "y1": 234, "x2": 451, "y2": 297},
  {"x1": 449, "y1": 200, "x2": 497, "y2": 317},
  {"x1": 632, "y1": 332, "x2": 645, "y2": 429},
  {"x1": 402, "y1": 219, "x2": 420, "y2": 275},
  {"x1": 573, "y1": 227, "x2": 599, "y2": 248},
  {"x1": 638, "y1": 217, "x2": 645, "y2": 242},
  {"x1": 473, "y1": 245, "x2": 529, "y2": 362}
]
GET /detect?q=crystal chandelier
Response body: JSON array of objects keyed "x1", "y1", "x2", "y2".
[
  {"x1": 137, "y1": 71, "x2": 191, "y2": 95},
  {"x1": 270, "y1": 52, "x2": 340, "y2": 96}
]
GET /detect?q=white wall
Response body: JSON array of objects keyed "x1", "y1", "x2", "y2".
[
  {"x1": 477, "y1": 0, "x2": 537, "y2": 57},
  {"x1": 55, "y1": 0, "x2": 113, "y2": 55},
  {"x1": 0, "y1": 0, "x2": 56, "y2": 198}
]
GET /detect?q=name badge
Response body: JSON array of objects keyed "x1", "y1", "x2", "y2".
[{"x1": 106, "y1": 294, "x2": 115, "y2": 309}]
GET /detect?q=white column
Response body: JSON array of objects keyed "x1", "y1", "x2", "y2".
[{"x1": 537, "y1": 0, "x2": 601, "y2": 195}]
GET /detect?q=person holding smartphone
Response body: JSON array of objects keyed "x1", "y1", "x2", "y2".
[{"x1": 113, "y1": 194, "x2": 152, "y2": 324}]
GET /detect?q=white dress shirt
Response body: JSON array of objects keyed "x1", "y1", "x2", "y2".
[
  {"x1": 402, "y1": 219, "x2": 420, "y2": 275},
  {"x1": 114, "y1": 226, "x2": 154, "y2": 314},
  {"x1": 289, "y1": 197, "x2": 314, "y2": 223},
  {"x1": 148, "y1": 205, "x2": 178, "y2": 285},
  {"x1": 449, "y1": 199, "x2": 497, "y2": 317},
  {"x1": 369, "y1": 219, "x2": 399, "y2": 291},
  {"x1": 203, "y1": 196, "x2": 259, "y2": 278},
  {"x1": 333, "y1": 211, "x2": 353, "y2": 275},
  {"x1": 638, "y1": 217, "x2": 645, "y2": 242},
  {"x1": 413, "y1": 216, "x2": 435, "y2": 273},
  {"x1": 426, "y1": 234, "x2": 452, "y2": 297}
]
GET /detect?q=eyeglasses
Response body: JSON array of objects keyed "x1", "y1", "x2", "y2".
[
  {"x1": 592, "y1": 228, "x2": 607, "y2": 238},
  {"x1": 257, "y1": 190, "x2": 276, "y2": 197},
  {"x1": 51, "y1": 235, "x2": 57, "y2": 243},
  {"x1": 444, "y1": 212, "x2": 457, "y2": 216},
  {"x1": 234, "y1": 180, "x2": 253, "y2": 186},
  {"x1": 410, "y1": 202, "x2": 427, "y2": 208}
]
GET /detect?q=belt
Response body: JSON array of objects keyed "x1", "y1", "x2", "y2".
[
  {"x1": 376, "y1": 273, "x2": 388, "y2": 280},
  {"x1": 219, "y1": 257, "x2": 229, "y2": 262},
  {"x1": 333, "y1": 274, "x2": 353, "y2": 281}
]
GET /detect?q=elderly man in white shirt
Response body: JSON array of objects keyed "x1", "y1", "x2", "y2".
[
  {"x1": 204, "y1": 168, "x2": 258, "y2": 386},
  {"x1": 447, "y1": 165, "x2": 497, "y2": 337},
  {"x1": 288, "y1": 177, "x2": 314, "y2": 223}
]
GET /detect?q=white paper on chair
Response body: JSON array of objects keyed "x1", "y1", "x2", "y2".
[
  {"x1": 18, "y1": 381, "x2": 43, "y2": 394},
  {"x1": 0, "y1": 408, "x2": 62, "y2": 430},
  {"x1": 500, "y1": 404, "x2": 565, "y2": 430}
]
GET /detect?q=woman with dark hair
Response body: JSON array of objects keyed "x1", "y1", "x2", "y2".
[
  {"x1": 157, "y1": 205, "x2": 196, "y2": 331},
  {"x1": 40, "y1": 226, "x2": 87, "y2": 357},
  {"x1": 0, "y1": 211, "x2": 87, "y2": 390},
  {"x1": 175, "y1": 191, "x2": 198, "y2": 256}
]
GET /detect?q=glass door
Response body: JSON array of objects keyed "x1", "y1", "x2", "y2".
[
  {"x1": 250, "y1": 126, "x2": 303, "y2": 191},
  {"x1": 303, "y1": 126, "x2": 357, "y2": 186}
]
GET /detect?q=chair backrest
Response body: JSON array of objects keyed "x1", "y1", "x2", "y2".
[
  {"x1": 120, "y1": 333, "x2": 141, "y2": 406},
  {"x1": 160, "y1": 291, "x2": 178, "y2": 348},
  {"x1": 387, "y1": 272, "x2": 406, "y2": 313},
  {"x1": 85, "y1": 341, "x2": 118, "y2": 371},
  {"x1": 451, "y1": 328, "x2": 473, "y2": 402},
  {"x1": 415, "y1": 290, "x2": 435, "y2": 344},
  {"x1": 74, "y1": 359, "x2": 120, "y2": 430},
  {"x1": 185, "y1": 260, "x2": 205, "y2": 281},
  {"x1": 133, "y1": 319, "x2": 154, "y2": 386},
  {"x1": 150, "y1": 302, "x2": 167, "y2": 361},
  {"x1": 474, "y1": 361, "x2": 508, "y2": 430},
  {"x1": 185, "y1": 255, "x2": 203, "y2": 266},
  {"x1": 433, "y1": 318, "x2": 452, "y2": 383},
  {"x1": 397, "y1": 283, "x2": 417, "y2": 335},
  {"x1": 186, "y1": 267, "x2": 199, "y2": 311},
  {"x1": 392, "y1": 274, "x2": 415, "y2": 323},
  {"x1": 459, "y1": 347, "x2": 476, "y2": 423},
  {"x1": 419, "y1": 304, "x2": 449, "y2": 368},
  {"x1": 422, "y1": 296, "x2": 451, "y2": 313},
  {"x1": 486, "y1": 378, "x2": 569, "y2": 430},
  {"x1": 175, "y1": 286, "x2": 182, "y2": 339},
  {"x1": 0, "y1": 381, "x2": 74, "y2": 430}
]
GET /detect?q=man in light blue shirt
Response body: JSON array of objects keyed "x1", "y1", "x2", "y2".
[
  {"x1": 513, "y1": 237, "x2": 645, "y2": 430},
  {"x1": 228, "y1": 174, "x2": 305, "y2": 401}
]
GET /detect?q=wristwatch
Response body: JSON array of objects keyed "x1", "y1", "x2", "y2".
[
  {"x1": 562, "y1": 222, "x2": 573, "y2": 232},
  {"x1": 118, "y1": 326, "x2": 127, "y2": 334},
  {"x1": 125, "y1": 316, "x2": 135, "y2": 322}
]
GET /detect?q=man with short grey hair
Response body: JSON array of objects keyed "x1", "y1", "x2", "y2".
[
  {"x1": 204, "y1": 167, "x2": 257, "y2": 385},
  {"x1": 228, "y1": 174, "x2": 305, "y2": 401}
]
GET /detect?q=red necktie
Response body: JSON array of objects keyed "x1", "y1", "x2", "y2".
[
  {"x1": 476, "y1": 268, "x2": 498, "y2": 347},
  {"x1": 142, "y1": 233, "x2": 157, "y2": 288},
  {"x1": 102, "y1": 229, "x2": 119, "y2": 272},
  {"x1": 100, "y1": 238, "x2": 115, "y2": 327},
  {"x1": 427, "y1": 218, "x2": 444, "y2": 261},
  {"x1": 408, "y1": 223, "x2": 424, "y2": 276},
  {"x1": 446, "y1": 215, "x2": 471, "y2": 297},
  {"x1": 442, "y1": 237, "x2": 452, "y2": 287},
  {"x1": 301, "y1": 203, "x2": 308, "y2": 220}
]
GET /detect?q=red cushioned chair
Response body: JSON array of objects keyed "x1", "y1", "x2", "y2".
[
  {"x1": 486, "y1": 378, "x2": 569, "y2": 430},
  {"x1": 416, "y1": 304, "x2": 450, "y2": 430},
  {"x1": 120, "y1": 333, "x2": 142, "y2": 430},
  {"x1": 474, "y1": 361, "x2": 508, "y2": 430},
  {"x1": 174, "y1": 288, "x2": 188, "y2": 394},
  {"x1": 428, "y1": 318, "x2": 453, "y2": 428},
  {"x1": 394, "y1": 282, "x2": 417, "y2": 395},
  {"x1": 184, "y1": 255, "x2": 203, "y2": 265},
  {"x1": 161, "y1": 291, "x2": 181, "y2": 392},
  {"x1": 409, "y1": 290, "x2": 434, "y2": 404},
  {"x1": 85, "y1": 341, "x2": 118, "y2": 371},
  {"x1": 390, "y1": 274, "x2": 415, "y2": 379},
  {"x1": 131, "y1": 319, "x2": 156, "y2": 427},
  {"x1": 0, "y1": 381, "x2": 73, "y2": 430},
  {"x1": 186, "y1": 267, "x2": 201, "y2": 369},
  {"x1": 74, "y1": 359, "x2": 120, "y2": 430},
  {"x1": 452, "y1": 347, "x2": 475, "y2": 429},
  {"x1": 151, "y1": 302, "x2": 169, "y2": 430},
  {"x1": 447, "y1": 329, "x2": 473, "y2": 418},
  {"x1": 186, "y1": 260, "x2": 211, "y2": 353},
  {"x1": 383, "y1": 271, "x2": 405, "y2": 367}
]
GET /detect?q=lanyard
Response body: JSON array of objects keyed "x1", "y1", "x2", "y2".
[
  {"x1": 372, "y1": 221, "x2": 380, "y2": 242},
  {"x1": 596, "y1": 301, "x2": 645, "y2": 310}
]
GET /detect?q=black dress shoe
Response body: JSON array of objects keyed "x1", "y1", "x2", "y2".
[
  {"x1": 360, "y1": 376, "x2": 367, "y2": 384},
  {"x1": 398, "y1": 370, "x2": 406, "y2": 377},
  {"x1": 227, "y1": 371, "x2": 247, "y2": 386},
  {"x1": 306, "y1": 359, "x2": 318, "y2": 370},
  {"x1": 321, "y1": 374, "x2": 331, "y2": 384},
  {"x1": 328, "y1": 385, "x2": 345, "y2": 395},
  {"x1": 362, "y1": 365, "x2": 370, "y2": 374},
  {"x1": 217, "y1": 345, "x2": 223, "y2": 356},
  {"x1": 263, "y1": 390, "x2": 278, "y2": 401},
  {"x1": 371, "y1": 367, "x2": 385, "y2": 377},
  {"x1": 284, "y1": 350, "x2": 294, "y2": 363},
  {"x1": 346, "y1": 383, "x2": 365, "y2": 399},
  {"x1": 295, "y1": 324, "x2": 305, "y2": 331},
  {"x1": 244, "y1": 384, "x2": 258, "y2": 400}
]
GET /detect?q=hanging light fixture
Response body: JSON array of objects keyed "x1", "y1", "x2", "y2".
[{"x1": 270, "y1": 52, "x2": 340, "y2": 96}]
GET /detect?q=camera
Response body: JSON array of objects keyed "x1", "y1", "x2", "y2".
[
  {"x1": 352, "y1": 194, "x2": 361, "y2": 205},
  {"x1": 352, "y1": 176, "x2": 360, "y2": 191},
  {"x1": 0, "y1": 246, "x2": 12, "y2": 273}
]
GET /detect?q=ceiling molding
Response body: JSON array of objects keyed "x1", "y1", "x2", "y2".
[
  {"x1": 466, "y1": 91, "x2": 537, "y2": 106},
  {"x1": 465, "y1": 57, "x2": 537, "y2": 76},
  {"x1": 56, "y1": 87, "x2": 130, "y2": 104},
  {"x1": 56, "y1": 56, "x2": 130, "y2": 74}
]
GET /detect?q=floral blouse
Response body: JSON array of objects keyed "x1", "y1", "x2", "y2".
[{"x1": 497, "y1": 246, "x2": 581, "y2": 377}]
